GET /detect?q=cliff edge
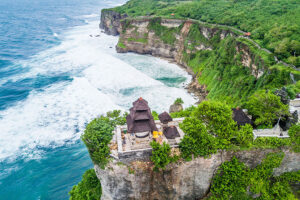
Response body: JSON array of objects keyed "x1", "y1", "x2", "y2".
[{"x1": 95, "y1": 149, "x2": 299, "y2": 200}]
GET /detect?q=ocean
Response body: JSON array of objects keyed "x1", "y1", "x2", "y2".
[{"x1": 0, "y1": 0, "x2": 196, "y2": 199}]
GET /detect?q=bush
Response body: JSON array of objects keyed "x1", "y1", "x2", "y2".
[
  {"x1": 150, "y1": 141, "x2": 176, "y2": 171},
  {"x1": 289, "y1": 123, "x2": 300, "y2": 152},
  {"x1": 246, "y1": 90, "x2": 289, "y2": 128},
  {"x1": 179, "y1": 117, "x2": 218, "y2": 160},
  {"x1": 210, "y1": 156, "x2": 249, "y2": 199},
  {"x1": 81, "y1": 110, "x2": 126, "y2": 168},
  {"x1": 253, "y1": 137, "x2": 291, "y2": 149},
  {"x1": 169, "y1": 106, "x2": 196, "y2": 118},
  {"x1": 69, "y1": 169, "x2": 101, "y2": 200},
  {"x1": 235, "y1": 124, "x2": 254, "y2": 147},
  {"x1": 174, "y1": 98, "x2": 184, "y2": 105},
  {"x1": 210, "y1": 152, "x2": 297, "y2": 199},
  {"x1": 193, "y1": 101, "x2": 237, "y2": 140}
]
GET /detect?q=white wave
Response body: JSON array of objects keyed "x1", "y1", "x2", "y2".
[
  {"x1": 0, "y1": 20, "x2": 196, "y2": 162},
  {"x1": 80, "y1": 13, "x2": 99, "y2": 18},
  {"x1": 0, "y1": 78, "x2": 120, "y2": 162},
  {"x1": 53, "y1": 32, "x2": 58, "y2": 37}
]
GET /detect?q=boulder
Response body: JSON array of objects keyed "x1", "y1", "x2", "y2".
[
  {"x1": 169, "y1": 103, "x2": 183, "y2": 113},
  {"x1": 274, "y1": 87, "x2": 290, "y2": 105}
]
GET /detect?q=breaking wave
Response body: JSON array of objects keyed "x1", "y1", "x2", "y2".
[{"x1": 0, "y1": 20, "x2": 196, "y2": 163}]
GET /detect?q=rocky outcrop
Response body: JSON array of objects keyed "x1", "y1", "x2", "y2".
[
  {"x1": 100, "y1": 10, "x2": 127, "y2": 35},
  {"x1": 169, "y1": 103, "x2": 183, "y2": 113},
  {"x1": 95, "y1": 148, "x2": 300, "y2": 200}
]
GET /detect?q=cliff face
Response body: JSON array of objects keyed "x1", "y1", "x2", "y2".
[
  {"x1": 100, "y1": 12, "x2": 265, "y2": 79},
  {"x1": 100, "y1": 10, "x2": 127, "y2": 36},
  {"x1": 95, "y1": 149, "x2": 300, "y2": 200}
]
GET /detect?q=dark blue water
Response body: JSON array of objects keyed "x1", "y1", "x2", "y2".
[
  {"x1": 0, "y1": 0, "x2": 195, "y2": 199},
  {"x1": 0, "y1": 0, "x2": 124, "y2": 199}
]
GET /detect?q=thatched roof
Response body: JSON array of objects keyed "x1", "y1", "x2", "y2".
[
  {"x1": 158, "y1": 111, "x2": 173, "y2": 124},
  {"x1": 232, "y1": 108, "x2": 253, "y2": 126},
  {"x1": 127, "y1": 97, "x2": 158, "y2": 133},
  {"x1": 163, "y1": 126, "x2": 180, "y2": 139}
]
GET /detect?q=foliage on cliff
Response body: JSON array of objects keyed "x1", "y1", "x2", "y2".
[
  {"x1": 179, "y1": 117, "x2": 218, "y2": 159},
  {"x1": 69, "y1": 169, "x2": 101, "y2": 200},
  {"x1": 111, "y1": 0, "x2": 300, "y2": 67},
  {"x1": 246, "y1": 90, "x2": 289, "y2": 128},
  {"x1": 289, "y1": 123, "x2": 300, "y2": 152},
  {"x1": 150, "y1": 141, "x2": 178, "y2": 170},
  {"x1": 177, "y1": 101, "x2": 296, "y2": 159},
  {"x1": 81, "y1": 110, "x2": 127, "y2": 168},
  {"x1": 210, "y1": 153, "x2": 299, "y2": 200}
]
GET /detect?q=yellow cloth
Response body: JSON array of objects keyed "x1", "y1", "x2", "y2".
[{"x1": 153, "y1": 131, "x2": 158, "y2": 138}]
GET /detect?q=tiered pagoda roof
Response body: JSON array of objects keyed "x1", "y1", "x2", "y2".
[{"x1": 126, "y1": 97, "x2": 158, "y2": 134}]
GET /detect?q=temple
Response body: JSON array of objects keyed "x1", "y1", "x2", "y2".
[
  {"x1": 110, "y1": 98, "x2": 184, "y2": 163},
  {"x1": 126, "y1": 97, "x2": 158, "y2": 138}
]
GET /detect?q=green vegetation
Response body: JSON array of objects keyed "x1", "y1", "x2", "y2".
[
  {"x1": 150, "y1": 141, "x2": 178, "y2": 170},
  {"x1": 235, "y1": 124, "x2": 254, "y2": 148},
  {"x1": 111, "y1": 0, "x2": 300, "y2": 67},
  {"x1": 117, "y1": 41, "x2": 126, "y2": 49},
  {"x1": 174, "y1": 97, "x2": 184, "y2": 105},
  {"x1": 193, "y1": 101, "x2": 237, "y2": 141},
  {"x1": 69, "y1": 169, "x2": 102, "y2": 200},
  {"x1": 210, "y1": 153, "x2": 299, "y2": 199},
  {"x1": 128, "y1": 37, "x2": 148, "y2": 43},
  {"x1": 179, "y1": 117, "x2": 218, "y2": 160},
  {"x1": 112, "y1": 4, "x2": 300, "y2": 104},
  {"x1": 148, "y1": 17, "x2": 181, "y2": 45},
  {"x1": 169, "y1": 106, "x2": 195, "y2": 118},
  {"x1": 246, "y1": 90, "x2": 289, "y2": 128},
  {"x1": 81, "y1": 110, "x2": 126, "y2": 168},
  {"x1": 173, "y1": 101, "x2": 297, "y2": 160},
  {"x1": 289, "y1": 123, "x2": 300, "y2": 152}
]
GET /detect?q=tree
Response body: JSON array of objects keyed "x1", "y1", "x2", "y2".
[
  {"x1": 246, "y1": 90, "x2": 289, "y2": 128},
  {"x1": 81, "y1": 110, "x2": 126, "y2": 168},
  {"x1": 193, "y1": 101, "x2": 237, "y2": 140},
  {"x1": 69, "y1": 169, "x2": 102, "y2": 200},
  {"x1": 179, "y1": 117, "x2": 218, "y2": 160}
]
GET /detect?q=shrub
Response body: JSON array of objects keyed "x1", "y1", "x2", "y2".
[
  {"x1": 248, "y1": 152, "x2": 285, "y2": 197},
  {"x1": 253, "y1": 137, "x2": 291, "y2": 148},
  {"x1": 69, "y1": 169, "x2": 101, "y2": 200},
  {"x1": 81, "y1": 110, "x2": 126, "y2": 168},
  {"x1": 210, "y1": 152, "x2": 297, "y2": 199},
  {"x1": 246, "y1": 90, "x2": 289, "y2": 128},
  {"x1": 235, "y1": 124, "x2": 254, "y2": 147},
  {"x1": 179, "y1": 117, "x2": 218, "y2": 160},
  {"x1": 193, "y1": 101, "x2": 237, "y2": 140},
  {"x1": 210, "y1": 156, "x2": 249, "y2": 199},
  {"x1": 289, "y1": 123, "x2": 300, "y2": 152},
  {"x1": 174, "y1": 98, "x2": 184, "y2": 105},
  {"x1": 170, "y1": 106, "x2": 196, "y2": 118},
  {"x1": 150, "y1": 141, "x2": 176, "y2": 171}
]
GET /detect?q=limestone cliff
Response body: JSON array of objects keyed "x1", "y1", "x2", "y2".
[
  {"x1": 100, "y1": 10, "x2": 127, "y2": 36},
  {"x1": 100, "y1": 11, "x2": 266, "y2": 79},
  {"x1": 100, "y1": 11, "x2": 273, "y2": 101},
  {"x1": 95, "y1": 148, "x2": 299, "y2": 200}
]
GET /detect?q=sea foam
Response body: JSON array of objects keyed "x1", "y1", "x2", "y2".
[{"x1": 0, "y1": 21, "x2": 196, "y2": 162}]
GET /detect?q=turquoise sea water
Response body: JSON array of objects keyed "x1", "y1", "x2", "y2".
[{"x1": 0, "y1": 0, "x2": 196, "y2": 199}]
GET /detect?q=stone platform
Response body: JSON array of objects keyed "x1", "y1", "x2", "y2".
[{"x1": 110, "y1": 118, "x2": 184, "y2": 163}]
